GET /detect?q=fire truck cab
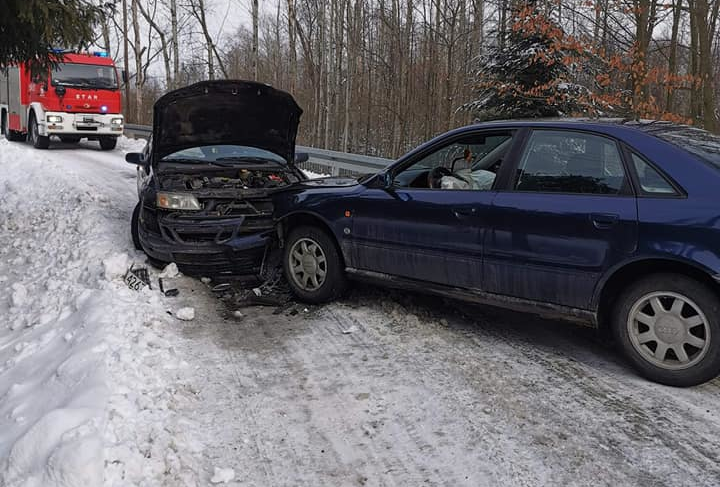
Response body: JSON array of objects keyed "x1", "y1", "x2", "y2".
[{"x1": 0, "y1": 51, "x2": 124, "y2": 150}]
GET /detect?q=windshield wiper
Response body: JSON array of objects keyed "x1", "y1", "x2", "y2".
[{"x1": 55, "y1": 80, "x2": 94, "y2": 89}]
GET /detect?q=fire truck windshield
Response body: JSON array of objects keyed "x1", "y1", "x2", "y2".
[{"x1": 51, "y1": 63, "x2": 118, "y2": 90}]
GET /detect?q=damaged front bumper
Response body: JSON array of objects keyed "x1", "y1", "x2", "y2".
[{"x1": 137, "y1": 205, "x2": 272, "y2": 277}]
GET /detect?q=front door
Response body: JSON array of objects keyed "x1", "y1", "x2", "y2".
[
  {"x1": 484, "y1": 129, "x2": 638, "y2": 309},
  {"x1": 349, "y1": 130, "x2": 517, "y2": 289}
]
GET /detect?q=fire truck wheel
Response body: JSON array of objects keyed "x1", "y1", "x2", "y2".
[
  {"x1": 99, "y1": 137, "x2": 117, "y2": 151},
  {"x1": 2, "y1": 112, "x2": 23, "y2": 142},
  {"x1": 29, "y1": 113, "x2": 50, "y2": 149}
]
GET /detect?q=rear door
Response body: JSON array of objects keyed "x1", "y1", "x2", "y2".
[{"x1": 484, "y1": 129, "x2": 638, "y2": 309}]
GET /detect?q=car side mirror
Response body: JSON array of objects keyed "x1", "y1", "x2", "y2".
[
  {"x1": 382, "y1": 172, "x2": 394, "y2": 189},
  {"x1": 126, "y1": 152, "x2": 146, "y2": 166},
  {"x1": 295, "y1": 152, "x2": 309, "y2": 164}
]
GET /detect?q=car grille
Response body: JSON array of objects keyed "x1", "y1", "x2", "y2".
[
  {"x1": 159, "y1": 197, "x2": 274, "y2": 244},
  {"x1": 172, "y1": 247, "x2": 265, "y2": 276}
]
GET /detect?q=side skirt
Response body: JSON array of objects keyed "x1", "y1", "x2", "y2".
[{"x1": 345, "y1": 267, "x2": 598, "y2": 327}]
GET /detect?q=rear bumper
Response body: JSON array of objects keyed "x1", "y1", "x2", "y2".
[
  {"x1": 40, "y1": 111, "x2": 123, "y2": 137},
  {"x1": 138, "y1": 207, "x2": 271, "y2": 277}
]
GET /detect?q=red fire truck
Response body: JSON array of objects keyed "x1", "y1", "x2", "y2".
[{"x1": 0, "y1": 51, "x2": 124, "y2": 150}]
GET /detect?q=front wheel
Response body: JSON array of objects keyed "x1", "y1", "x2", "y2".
[
  {"x1": 131, "y1": 202, "x2": 142, "y2": 250},
  {"x1": 29, "y1": 114, "x2": 50, "y2": 149},
  {"x1": 613, "y1": 274, "x2": 720, "y2": 387},
  {"x1": 283, "y1": 226, "x2": 347, "y2": 303},
  {"x1": 99, "y1": 136, "x2": 117, "y2": 151}
]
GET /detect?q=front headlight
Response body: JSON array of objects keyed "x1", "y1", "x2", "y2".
[
  {"x1": 156, "y1": 192, "x2": 202, "y2": 211},
  {"x1": 111, "y1": 117, "x2": 123, "y2": 125},
  {"x1": 47, "y1": 115, "x2": 63, "y2": 123}
]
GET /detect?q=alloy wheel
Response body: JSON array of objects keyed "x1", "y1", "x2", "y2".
[
  {"x1": 627, "y1": 291, "x2": 711, "y2": 370},
  {"x1": 288, "y1": 237, "x2": 327, "y2": 291}
]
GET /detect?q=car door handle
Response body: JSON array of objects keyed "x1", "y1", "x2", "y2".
[
  {"x1": 591, "y1": 213, "x2": 619, "y2": 229},
  {"x1": 453, "y1": 207, "x2": 477, "y2": 218}
]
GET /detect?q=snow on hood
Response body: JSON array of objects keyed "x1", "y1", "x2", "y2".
[{"x1": 152, "y1": 80, "x2": 302, "y2": 164}]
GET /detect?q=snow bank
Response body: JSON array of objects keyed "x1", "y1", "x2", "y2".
[{"x1": 0, "y1": 137, "x2": 206, "y2": 486}]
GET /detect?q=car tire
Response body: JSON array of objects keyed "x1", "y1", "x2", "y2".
[
  {"x1": 99, "y1": 136, "x2": 117, "y2": 151},
  {"x1": 2, "y1": 112, "x2": 24, "y2": 142},
  {"x1": 29, "y1": 113, "x2": 50, "y2": 149},
  {"x1": 283, "y1": 225, "x2": 347, "y2": 303},
  {"x1": 613, "y1": 273, "x2": 720, "y2": 387},
  {"x1": 131, "y1": 202, "x2": 143, "y2": 251},
  {"x1": 60, "y1": 136, "x2": 81, "y2": 144}
]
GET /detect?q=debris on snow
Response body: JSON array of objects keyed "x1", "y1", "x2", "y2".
[
  {"x1": 159, "y1": 277, "x2": 179, "y2": 297},
  {"x1": 176, "y1": 307, "x2": 196, "y2": 321},
  {"x1": 211, "y1": 283, "x2": 232, "y2": 293},
  {"x1": 159, "y1": 262, "x2": 180, "y2": 279},
  {"x1": 124, "y1": 266, "x2": 151, "y2": 291},
  {"x1": 342, "y1": 324, "x2": 359, "y2": 334},
  {"x1": 210, "y1": 466, "x2": 236, "y2": 484}
]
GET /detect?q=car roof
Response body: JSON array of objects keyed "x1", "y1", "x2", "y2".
[{"x1": 447, "y1": 118, "x2": 683, "y2": 136}]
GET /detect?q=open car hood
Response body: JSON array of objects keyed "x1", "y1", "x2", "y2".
[{"x1": 152, "y1": 80, "x2": 302, "y2": 163}]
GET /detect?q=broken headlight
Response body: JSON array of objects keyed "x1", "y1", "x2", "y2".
[{"x1": 156, "y1": 192, "x2": 202, "y2": 211}]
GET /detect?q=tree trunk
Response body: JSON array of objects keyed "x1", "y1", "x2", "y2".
[
  {"x1": 252, "y1": 0, "x2": 259, "y2": 80},
  {"x1": 131, "y1": 0, "x2": 143, "y2": 122},
  {"x1": 665, "y1": 0, "x2": 682, "y2": 113},
  {"x1": 170, "y1": 0, "x2": 180, "y2": 87},
  {"x1": 287, "y1": 0, "x2": 298, "y2": 92}
]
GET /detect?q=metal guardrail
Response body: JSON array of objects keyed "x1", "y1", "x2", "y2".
[{"x1": 123, "y1": 123, "x2": 392, "y2": 176}]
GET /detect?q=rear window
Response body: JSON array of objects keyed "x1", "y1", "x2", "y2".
[{"x1": 650, "y1": 126, "x2": 720, "y2": 169}]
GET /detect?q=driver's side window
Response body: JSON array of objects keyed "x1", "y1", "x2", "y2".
[{"x1": 392, "y1": 132, "x2": 514, "y2": 190}]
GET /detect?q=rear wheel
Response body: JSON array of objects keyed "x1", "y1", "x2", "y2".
[
  {"x1": 2, "y1": 112, "x2": 24, "y2": 142},
  {"x1": 29, "y1": 113, "x2": 50, "y2": 149},
  {"x1": 99, "y1": 136, "x2": 117, "y2": 151},
  {"x1": 283, "y1": 226, "x2": 347, "y2": 303},
  {"x1": 60, "y1": 136, "x2": 81, "y2": 144},
  {"x1": 613, "y1": 274, "x2": 720, "y2": 387}
]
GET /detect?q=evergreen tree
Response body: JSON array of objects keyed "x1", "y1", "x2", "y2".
[
  {"x1": 467, "y1": 1, "x2": 607, "y2": 121},
  {"x1": 0, "y1": 0, "x2": 103, "y2": 74}
]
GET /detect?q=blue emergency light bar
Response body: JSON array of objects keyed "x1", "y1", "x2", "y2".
[{"x1": 93, "y1": 52, "x2": 109, "y2": 58}]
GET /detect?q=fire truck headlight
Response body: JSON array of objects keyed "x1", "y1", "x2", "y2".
[
  {"x1": 111, "y1": 118, "x2": 123, "y2": 126},
  {"x1": 47, "y1": 115, "x2": 63, "y2": 123}
]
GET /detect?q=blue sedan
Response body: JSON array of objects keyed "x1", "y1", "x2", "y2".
[{"x1": 273, "y1": 120, "x2": 720, "y2": 387}]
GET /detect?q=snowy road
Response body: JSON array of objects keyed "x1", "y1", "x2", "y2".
[{"x1": 1, "y1": 137, "x2": 719, "y2": 486}]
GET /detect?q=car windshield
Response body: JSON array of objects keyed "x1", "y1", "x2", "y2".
[
  {"x1": 161, "y1": 145, "x2": 286, "y2": 164},
  {"x1": 52, "y1": 63, "x2": 118, "y2": 89},
  {"x1": 650, "y1": 126, "x2": 720, "y2": 169}
]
